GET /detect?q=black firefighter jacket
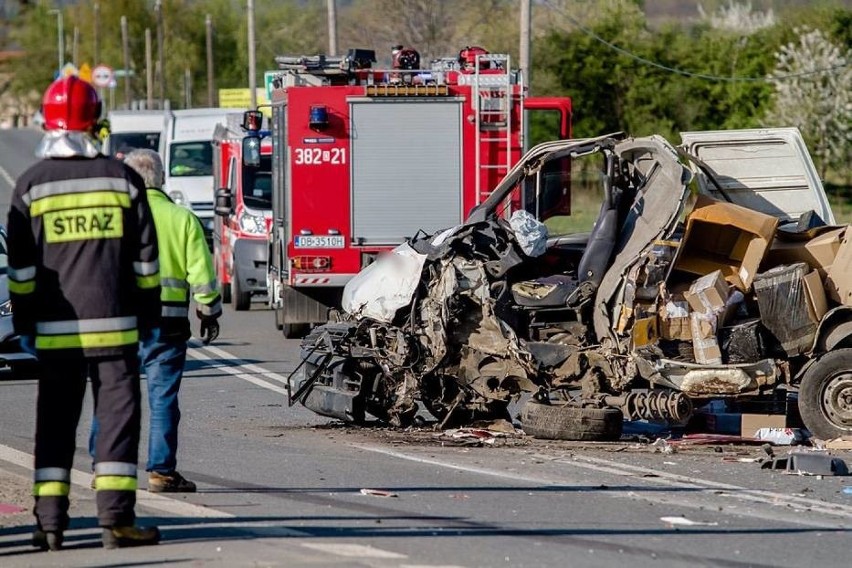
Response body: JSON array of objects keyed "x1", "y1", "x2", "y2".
[{"x1": 7, "y1": 155, "x2": 161, "y2": 358}]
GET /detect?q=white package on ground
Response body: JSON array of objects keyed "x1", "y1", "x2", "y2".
[{"x1": 342, "y1": 243, "x2": 428, "y2": 323}]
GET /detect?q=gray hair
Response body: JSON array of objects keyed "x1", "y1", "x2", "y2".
[{"x1": 124, "y1": 149, "x2": 164, "y2": 189}]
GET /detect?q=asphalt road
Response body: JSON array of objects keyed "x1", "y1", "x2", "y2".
[{"x1": 0, "y1": 128, "x2": 851, "y2": 567}]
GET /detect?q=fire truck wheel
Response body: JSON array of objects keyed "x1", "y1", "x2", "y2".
[
  {"x1": 799, "y1": 348, "x2": 852, "y2": 441},
  {"x1": 520, "y1": 400, "x2": 623, "y2": 441},
  {"x1": 232, "y1": 266, "x2": 251, "y2": 311},
  {"x1": 282, "y1": 323, "x2": 309, "y2": 339}
]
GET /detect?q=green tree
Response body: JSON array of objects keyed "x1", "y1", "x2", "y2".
[{"x1": 8, "y1": 3, "x2": 58, "y2": 96}]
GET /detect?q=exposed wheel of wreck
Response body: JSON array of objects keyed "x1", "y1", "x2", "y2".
[
  {"x1": 520, "y1": 400, "x2": 623, "y2": 441},
  {"x1": 799, "y1": 348, "x2": 852, "y2": 440}
]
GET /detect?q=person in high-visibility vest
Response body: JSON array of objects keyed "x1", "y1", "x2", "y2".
[
  {"x1": 7, "y1": 76, "x2": 161, "y2": 551},
  {"x1": 91, "y1": 148, "x2": 221, "y2": 494}
]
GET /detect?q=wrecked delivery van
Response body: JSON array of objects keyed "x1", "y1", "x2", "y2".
[{"x1": 291, "y1": 128, "x2": 852, "y2": 441}]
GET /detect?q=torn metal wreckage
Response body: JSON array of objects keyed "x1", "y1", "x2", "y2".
[{"x1": 288, "y1": 129, "x2": 852, "y2": 442}]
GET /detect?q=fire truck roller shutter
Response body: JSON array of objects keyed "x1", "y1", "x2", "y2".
[{"x1": 350, "y1": 101, "x2": 462, "y2": 245}]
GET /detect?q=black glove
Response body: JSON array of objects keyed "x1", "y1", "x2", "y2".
[{"x1": 199, "y1": 314, "x2": 220, "y2": 345}]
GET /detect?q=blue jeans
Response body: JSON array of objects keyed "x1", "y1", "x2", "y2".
[{"x1": 90, "y1": 328, "x2": 187, "y2": 473}]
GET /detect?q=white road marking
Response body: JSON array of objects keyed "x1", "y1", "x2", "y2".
[
  {"x1": 357, "y1": 444, "x2": 852, "y2": 527},
  {"x1": 195, "y1": 341, "x2": 293, "y2": 386},
  {"x1": 301, "y1": 542, "x2": 407, "y2": 559},
  {"x1": 0, "y1": 163, "x2": 15, "y2": 188},
  {"x1": 0, "y1": 443, "x2": 233, "y2": 519},
  {"x1": 401, "y1": 565, "x2": 467, "y2": 568},
  {"x1": 564, "y1": 453, "x2": 852, "y2": 518},
  {"x1": 186, "y1": 344, "x2": 290, "y2": 395}
]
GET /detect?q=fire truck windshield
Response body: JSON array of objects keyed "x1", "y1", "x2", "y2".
[
  {"x1": 169, "y1": 141, "x2": 214, "y2": 177},
  {"x1": 243, "y1": 156, "x2": 272, "y2": 210}
]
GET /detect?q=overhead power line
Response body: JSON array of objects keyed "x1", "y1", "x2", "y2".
[{"x1": 542, "y1": 0, "x2": 848, "y2": 82}]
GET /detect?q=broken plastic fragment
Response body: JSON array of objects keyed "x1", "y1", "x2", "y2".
[
  {"x1": 360, "y1": 488, "x2": 399, "y2": 498},
  {"x1": 660, "y1": 516, "x2": 719, "y2": 527}
]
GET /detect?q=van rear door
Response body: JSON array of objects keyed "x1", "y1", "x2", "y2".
[{"x1": 680, "y1": 127, "x2": 834, "y2": 224}]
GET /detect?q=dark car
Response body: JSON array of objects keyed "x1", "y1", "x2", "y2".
[{"x1": 0, "y1": 226, "x2": 38, "y2": 378}]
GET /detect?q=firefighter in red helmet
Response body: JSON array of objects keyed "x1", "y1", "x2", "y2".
[{"x1": 7, "y1": 75, "x2": 162, "y2": 550}]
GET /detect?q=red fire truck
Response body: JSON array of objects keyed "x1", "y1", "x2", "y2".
[
  {"x1": 212, "y1": 113, "x2": 273, "y2": 310},
  {"x1": 263, "y1": 46, "x2": 572, "y2": 337}
]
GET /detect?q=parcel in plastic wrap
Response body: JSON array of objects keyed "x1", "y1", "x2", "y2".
[{"x1": 752, "y1": 262, "x2": 815, "y2": 356}]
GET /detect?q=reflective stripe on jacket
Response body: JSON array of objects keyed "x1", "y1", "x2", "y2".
[
  {"x1": 7, "y1": 156, "x2": 160, "y2": 357},
  {"x1": 147, "y1": 189, "x2": 221, "y2": 340}
]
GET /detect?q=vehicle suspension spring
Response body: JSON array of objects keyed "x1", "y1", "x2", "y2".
[{"x1": 602, "y1": 390, "x2": 693, "y2": 422}]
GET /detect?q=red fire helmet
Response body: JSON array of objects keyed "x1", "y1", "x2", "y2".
[
  {"x1": 41, "y1": 75, "x2": 102, "y2": 131},
  {"x1": 458, "y1": 46, "x2": 490, "y2": 70}
]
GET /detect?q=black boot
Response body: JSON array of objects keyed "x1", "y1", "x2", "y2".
[
  {"x1": 102, "y1": 525, "x2": 161, "y2": 549},
  {"x1": 32, "y1": 529, "x2": 63, "y2": 551}
]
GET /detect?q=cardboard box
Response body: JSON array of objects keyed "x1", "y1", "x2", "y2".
[
  {"x1": 690, "y1": 311, "x2": 722, "y2": 365},
  {"x1": 764, "y1": 227, "x2": 845, "y2": 279},
  {"x1": 741, "y1": 413, "x2": 787, "y2": 437},
  {"x1": 674, "y1": 196, "x2": 779, "y2": 291},
  {"x1": 803, "y1": 270, "x2": 828, "y2": 323},
  {"x1": 684, "y1": 270, "x2": 729, "y2": 314},
  {"x1": 631, "y1": 316, "x2": 659, "y2": 348},
  {"x1": 659, "y1": 298, "x2": 692, "y2": 341},
  {"x1": 826, "y1": 231, "x2": 852, "y2": 306}
]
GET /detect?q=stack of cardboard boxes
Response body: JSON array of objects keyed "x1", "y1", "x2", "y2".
[{"x1": 653, "y1": 195, "x2": 850, "y2": 365}]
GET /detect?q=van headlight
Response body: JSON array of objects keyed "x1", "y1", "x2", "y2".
[
  {"x1": 169, "y1": 190, "x2": 187, "y2": 207},
  {"x1": 0, "y1": 299, "x2": 12, "y2": 317},
  {"x1": 239, "y1": 211, "x2": 266, "y2": 235}
]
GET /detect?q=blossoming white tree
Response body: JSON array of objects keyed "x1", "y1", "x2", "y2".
[{"x1": 768, "y1": 27, "x2": 851, "y2": 181}]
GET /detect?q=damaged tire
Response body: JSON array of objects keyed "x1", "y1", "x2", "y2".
[
  {"x1": 520, "y1": 401, "x2": 623, "y2": 441},
  {"x1": 799, "y1": 348, "x2": 852, "y2": 440}
]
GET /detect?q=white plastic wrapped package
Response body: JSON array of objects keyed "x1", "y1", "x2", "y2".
[
  {"x1": 509, "y1": 210, "x2": 548, "y2": 257},
  {"x1": 341, "y1": 243, "x2": 428, "y2": 323}
]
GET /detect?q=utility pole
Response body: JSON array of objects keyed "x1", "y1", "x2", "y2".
[
  {"x1": 155, "y1": 0, "x2": 166, "y2": 106},
  {"x1": 72, "y1": 26, "x2": 79, "y2": 67},
  {"x1": 48, "y1": 9, "x2": 64, "y2": 75},
  {"x1": 146, "y1": 29, "x2": 154, "y2": 110},
  {"x1": 93, "y1": 3, "x2": 100, "y2": 64},
  {"x1": 520, "y1": 0, "x2": 531, "y2": 149},
  {"x1": 247, "y1": 0, "x2": 257, "y2": 109},
  {"x1": 520, "y1": 0, "x2": 531, "y2": 87},
  {"x1": 206, "y1": 14, "x2": 215, "y2": 107},
  {"x1": 184, "y1": 67, "x2": 192, "y2": 109},
  {"x1": 121, "y1": 16, "x2": 131, "y2": 109},
  {"x1": 327, "y1": 0, "x2": 338, "y2": 56}
]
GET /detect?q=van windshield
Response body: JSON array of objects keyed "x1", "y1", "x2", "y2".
[
  {"x1": 109, "y1": 132, "x2": 160, "y2": 158},
  {"x1": 243, "y1": 156, "x2": 272, "y2": 210},
  {"x1": 169, "y1": 141, "x2": 213, "y2": 177}
]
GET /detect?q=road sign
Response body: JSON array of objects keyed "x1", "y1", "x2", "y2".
[
  {"x1": 91, "y1": 64, "x2": 114, "y2": 88},
  {"x1": 264, "y1": 71, "x2": 278, "y2": 102},
  {"x1": 61, "y1": 63, "x2": 78, "y2": 78},
  {"x1": 78, "y1": 63, "x2": 92, "y2": 84}
]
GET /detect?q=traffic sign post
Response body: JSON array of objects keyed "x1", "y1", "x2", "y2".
[{"x1": 92, "y1": 64, "x2": 114, "y2": 89}]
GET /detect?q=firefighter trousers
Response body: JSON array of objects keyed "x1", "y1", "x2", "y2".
[{"x1": 33, "y1": 351, "x2": 141, "y2": 531}]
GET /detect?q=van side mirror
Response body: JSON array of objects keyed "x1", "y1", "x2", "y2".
[
  {"x1": 215, "y1": 188, "x2": 233, "y2": 217},
  {"x1": 243, "y1": 135, "x2": 261, "y2": 168}
]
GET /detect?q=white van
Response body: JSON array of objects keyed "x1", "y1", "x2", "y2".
[
  {"x1": 160, "y1": 108, "x2": 242, "y2": 240},
  {"x1": 103, "y1": 110, "x2": 165, "y2": 159}
]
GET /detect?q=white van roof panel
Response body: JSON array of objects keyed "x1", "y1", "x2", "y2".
[{"x1": 107, "y1": 110, "x2": 165, "y2": 133}]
